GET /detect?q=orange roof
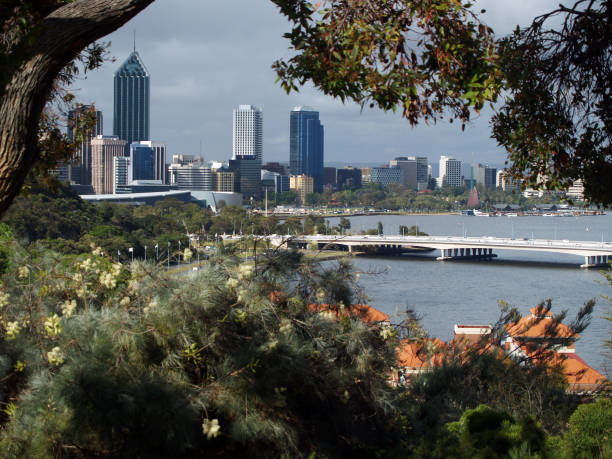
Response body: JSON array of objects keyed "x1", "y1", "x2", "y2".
[
  {"x1": 308, "y1": 303, "x2": 390, "y2": 324},
  {"x1": 553, "y1": 353, "x2": 606, "y2": 392},
  {"x1": 505, "y1": 312, "x2": 575, "y2": 339},
  {"x1": 530, "y1": 305, "x2": 554, "y2": 318},
  {"x1": 396, "y1": 338, "x2": 447, "y2": 369}
]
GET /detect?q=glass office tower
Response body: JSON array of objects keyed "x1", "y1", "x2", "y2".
[
  {"x1": 289, "y1": 106, "x2": 324, "y2": 192},
  {"x1": 113, "y1": 51, "x2": 150, "y2": 155}
]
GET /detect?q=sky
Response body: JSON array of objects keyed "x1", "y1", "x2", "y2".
[{"x1": 71, "y1": 0, "x2": 560, "y2": 169}]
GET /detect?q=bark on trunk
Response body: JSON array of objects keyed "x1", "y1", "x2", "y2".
[{"x1": 0, "y1": 0, "x2": 155, "y2": 218}]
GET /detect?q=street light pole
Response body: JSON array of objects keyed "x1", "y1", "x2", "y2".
[
  {"x1": 167, "y1": 241, "x2": 170, "y2": 269},
  {"x1": 144, "y1": 246, "x2": 147, "y2": 262}
]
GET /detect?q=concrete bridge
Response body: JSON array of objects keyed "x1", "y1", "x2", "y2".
[{"x1": 266, "y1": 234, "x2": 612, "y2": 268}]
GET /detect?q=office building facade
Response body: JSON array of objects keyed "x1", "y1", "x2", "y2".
[
  {"x1": 91, "y1": 136, "x2": 127, "y2": 194},
  {"x1": 370, "y1": 166, "x2": 402, "y2": 187},
  {"x1": 113, "y1": 51, "x2": 150, "y2": 154},
  {"x1": 229, "y1": 156, "x2": 262, "y2": 198},
  {"x1": 130, "y1": 143, "x2": 155, "y2": 181},
  {"x1": 389, "y1": 157, "x2": 418, "y2": 189},
  {"x1": 473, "y1": 163, "x2": 497, "y2": 188},
  {"x1": 113, "y1": 156, "x2": 130, "y2": 194},
  {"x1": 233, "y1": 105, "x2": 263, "y2": 160},
  {"x1": 406, "y1": 156, "x2": 429, "y2": 190},
  {"x1": 290, "y1": 174, "x2": 314, "y2": 206},
  {"x1": 168, "y1": 155, "x2": 213, "y2": 191},
  {"x1": 289, "y1": 106, "x2": 324, "y2": 192},
  {"x1": 137, "y1": 141, "x2": 166, "y2": 183},
  {"x1": 439, "y1": 156, "x2": 462, "y2": 188}
]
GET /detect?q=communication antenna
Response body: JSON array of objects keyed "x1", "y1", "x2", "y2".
[{"x1": 133, "y1": 30, "x2": 136, "y2": 52}]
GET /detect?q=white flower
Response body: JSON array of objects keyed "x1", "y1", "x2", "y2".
[
  {"x1": 143, "y1": 299, "x2": 157, "y2": 316},
  {"x1": 76, "y1": 287, "x2": 87, "y2": 299},
  {"x1": 183, "y1": 248, "x2": 193, "y2": 261},
  {"x1": 5, "y1": 321, "x2": 21, "y2": 340},
  {"x1": 226, "y1": 278, "x2": 239, "y2": 290},
  {"x1": 279, "y1": 319, "x2": 292, "y2": 335},
  {"x1": 61, "y1": 299, "x2": 77, "y2": 317},
  {"x1": 18, "y1": 266, "x2": 29, "y2": 279},
  {"x1": 316, "y1": 288, "x2": 326, "y2": 301},
  {"x1": 99, "y1": 272, "x2": 117, "y2": 289},
  {"x1": 0, "y1": 291, "x2": 9, "y2": 309},
  {"x1": 72, "y1": 272, "x2": 83, "y2": 283},
  {"x1": 379, "y1": 324, "x2": 393, "y2": 340},
  {"x1": 44, "y1": 314, "x2": 62, "y2": 337},
  {"x1": 120, "y1": 296, "x2": 131, "y2": 307},
  {"x1": 92, "y1": 246, "x2": 103, "y2": 257},
  {"x1": 47, "y1": 346, "x2": 64, "y2": 366},
  {"x1": 237, "y1": 263, "x2": 254, "y2": 280},
  {"x1": 202, "y1": 418, "x2": 221, "y2": 439}
]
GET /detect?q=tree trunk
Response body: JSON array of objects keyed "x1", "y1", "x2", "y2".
[{"x1": 0, "y1": 0, "x2": 155, "y2": 218}]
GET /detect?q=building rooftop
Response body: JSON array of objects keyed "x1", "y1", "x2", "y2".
[{"x1": 308, "y1": 303, "x2": 390, "y2": 324}]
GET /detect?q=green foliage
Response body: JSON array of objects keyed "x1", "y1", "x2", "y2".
[
  {"x1": 560, "y1": 398, "x2": 612, "y2": 458},
  {"x1": 0, "y1": 238, "x2": 409, "y2": 458},
  {"x1": 416, "y1": 404, "x2": 547, "y2": 458},
  {"x1": 492, "y1": 1, "x2": 611, "y2": 205},
  {"x1": 272, "y1": 0, "x2": 500, "y2": 127}
]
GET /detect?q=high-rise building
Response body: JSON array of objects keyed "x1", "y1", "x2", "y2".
[
  {"x1": 233, "y1": 105, "x2": 263, "y2": 160},
  {"x1": 229, "y1": 156, "x2": 262, "y2": 198},
  {"x1": 289, "y1": 106, "x2": 324, "y2": 192},
  {"x1": 473, "y1": 163, "x2": 497, "y2": 188},
  {"x1": 439, "y1": 156, "x2": 462, "y2": 188},
  {"x1": 406, "y1": 156, "x2": 429, "y2": 190},
  {"x1": 370, "y1": 166, "x2": 403, "y2": 187},
  {"x1": 290, "y1": 174, "x2": 314, "y2": 206},
  {"x1": 66, "y1": 106, "x2": 103, "y2": 185},
  {"x1": 215, "y1": 170, "x2": 236, "y2": 192},
  {"x1": 114, "y1": 51, "x2": 150, "y2": 155},
  {"x1": 137, "y1": 141, "x2": 166, "y2": 183},
  {"x1": 389, "y1": 157, "x2": 418, "y2": 189},
  {"x1": 130, "y1": 143, "x2": 155, "y2": 181},
  {"x1": 168, "y1": 155, "x2": 213, "y2": 190},
  {"x1": 113, "y1": 156, "x2": 130, "y2": 194},
  {"x1": 91, "y1": 135, "x2": 127, "y2": 194}
]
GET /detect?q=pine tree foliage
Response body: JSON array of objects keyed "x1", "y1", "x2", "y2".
[{"x1": 0, "y1": 229, "x2": 409, "y2": 457}]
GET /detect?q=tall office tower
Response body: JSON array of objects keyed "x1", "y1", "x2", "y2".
[
  {"x1": 114, "y1": 50, "x2": 150, "y2": 155},
  {"x1": 439, "y1": 155, "x2": 462, "y2": 188},
  {"x1": 472, "y1": 163, "x2": 497, "y2": 188},
  {"x1": 389, "y1": 157, "x2": 418, "y2": 189},
  {"x1": 91, "y1": 135, "x2": 127, "y2": 194},
  {"x1": 406, "y1": 156, "x2": 428, "y2": 190},
  {"x1": 370, "y1": 166, "x2": 403, "y2": 187},
  {"x1": 137, "y1": 141, "x2": 166, "y2": 183},
  {"x1": 113, "y1": 156, "x2": 130, "y2": 194},
  {"x1": 130, "y1": 143, "x2": 155, "y2": 181},
  {"x1": 289, "y1": 106, "x2": 324, "y2": 192},
  {"x1": 323, "y1": 167, "x2": 337, "y2": 190},
  {"x1": 233, "y1": 105, "x2": 263, "y2": 160},
  {"x1": 66, "y1": 106, "x2": 103, "y2": 185},
  {"x1": 168, "y1": 155, "x2": 213, "y2": 190},
  {"x1": 229, "y1": 156, "x2": 262, "y2": 198}
]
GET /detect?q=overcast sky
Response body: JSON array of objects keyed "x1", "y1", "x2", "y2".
[{"x1": 71, "y1": 0, "x2": 560, "y2": 168}]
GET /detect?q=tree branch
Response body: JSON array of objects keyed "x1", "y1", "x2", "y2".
[{"x1": 0, "y1": 0, "x2": 155, "y2": 218}]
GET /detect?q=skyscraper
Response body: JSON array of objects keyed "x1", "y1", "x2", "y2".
[
  {"x1": 113, "y1": 51, "x2": 150, "y2": 155},
  {"x1": 233, "y1": 105, "x2": 263, "y2": 160},
  {"x1": 289, "y1": 106, "x2": 324, "y2": 192},
  {"x1": 439, "y1": 156, "x2": 462, "y2": 188},
  {"x1": 136, "y1": 141, "x2": 167, "y2": 184},
  {"x1": 91, "y1": 135, "x2": 127, "y2": 194}
]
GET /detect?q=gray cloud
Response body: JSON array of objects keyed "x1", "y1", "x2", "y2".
[{"x1": 72, "y1": 0, "x2": 560, "y2": 167}]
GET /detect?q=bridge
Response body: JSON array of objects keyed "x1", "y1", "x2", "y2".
[{"x1": 267, "y1": 234, "x2": 612, "y2": 268}]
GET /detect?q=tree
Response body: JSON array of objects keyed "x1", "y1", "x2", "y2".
[
  {"x1": 560, "y1": 398, "x2": 612, "y2": 458},
  {"x1": 0, "y1": 0, "x2": 155, "y2": 217},
  {"x1": 492, "y1": 0, "x2": 611, "y2": 205}
]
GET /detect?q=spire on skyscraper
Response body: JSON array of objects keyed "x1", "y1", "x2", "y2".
[{"x1": 113, "y1": 50, "x2": 150, "y2": 154}]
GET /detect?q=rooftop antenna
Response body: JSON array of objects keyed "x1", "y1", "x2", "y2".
[
  {"x1": 133, "y1": 30, "x2": 136, "y2": 52},
  {"x1": 199, "y1": 138, "x2": 202, "y2": 159}
]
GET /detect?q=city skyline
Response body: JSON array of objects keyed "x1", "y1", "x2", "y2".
[{"x1": 70, "y1": 1, "x2": 561, "y2": 166}]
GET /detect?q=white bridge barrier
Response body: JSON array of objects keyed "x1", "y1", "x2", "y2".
[{"x1": 257, "y1": 234, "x2": 612, "y2": 269}]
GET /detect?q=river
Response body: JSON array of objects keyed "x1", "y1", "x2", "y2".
[{"x1": 325, "y1": 213, "x2": 612, "y2": 375}]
